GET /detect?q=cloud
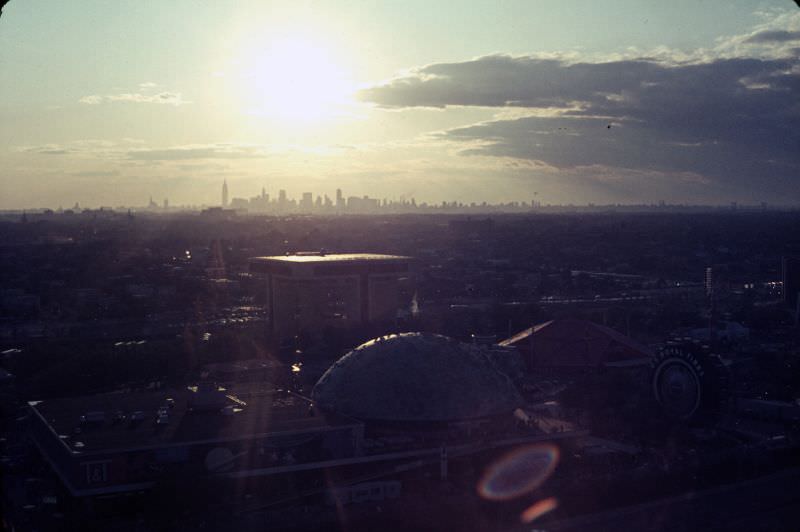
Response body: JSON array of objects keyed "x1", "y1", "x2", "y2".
[
  {"x1": 744, "y1": 30, "x2": 800, "y2": 44},
  {"x1": 79, "y1": 91, "x2": 188, "y2": 106},
  {"x1": 68, "y1": 170, "x2": 120, "y2": 177},
  {"x1": 359, "y1": 53, "x2": 797, "y2": 110},
  {"x1": 124, "y1": 143, "x2": 350, "y2": 161},
  {"x1": 16, "y1": 139, "x2": 143, "y2": 158},
  {"x1": 357, "y1": 17, "x2": 800, "y2": 201},
  {"x1": 13, "y1": 140, "x2": 350, "y2": 163},
  {"x1": 78, "y1": 95, "x2": 104, "y2": 105},
  {"x1": 18, "y1": 143, "x2": 80, "y2": 155},
  {"x1": 127, "y1": 144, "x2": 270, "y2": 161}
]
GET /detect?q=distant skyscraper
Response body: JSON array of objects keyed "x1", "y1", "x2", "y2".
[
  {"x1": 300, "y1": 192, "x2": 313, "y2": 211},
  {"x1": 336, "y1": 188, "x2": 344, "y2": 210},
  {"x1": 222, "y1": 179, "x2": 229, "y2": 207}
]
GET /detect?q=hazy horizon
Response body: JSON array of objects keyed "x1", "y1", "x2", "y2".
[{"x1": 1, "y1": 1, "x2": 799, "y2": 209}]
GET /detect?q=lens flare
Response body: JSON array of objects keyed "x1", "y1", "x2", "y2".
[
  {"x1": 477, "y1": 444, "x2": 559, "y2": 501},
  {"x1": 520, "y1": 496, "x2": 558, "y2": 524}
]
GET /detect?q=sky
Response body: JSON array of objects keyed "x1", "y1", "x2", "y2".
[{"x1": 0, "y1": 0, "x2": 798, "y2": 208}]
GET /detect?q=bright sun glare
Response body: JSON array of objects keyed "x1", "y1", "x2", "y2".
[{"x1": 241, "y1": 35, "x2": 354, "y2": 124}]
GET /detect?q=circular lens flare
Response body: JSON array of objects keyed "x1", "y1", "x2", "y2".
[{"x1": 477, "y1": 444, "x2": 559, "y2": 501}]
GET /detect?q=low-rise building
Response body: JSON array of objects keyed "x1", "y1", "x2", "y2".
[{"x1": 28, "y1": 386, "x2": 363, "y2": 498}]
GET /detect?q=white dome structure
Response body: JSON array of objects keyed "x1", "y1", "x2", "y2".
[{"x1": 312, "y1": 333, "x2": 522, "y2": 423}]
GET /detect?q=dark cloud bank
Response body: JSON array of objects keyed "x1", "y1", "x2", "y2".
[{"x1": 360, "y1": 51, "x2": 800, "y2": 202}]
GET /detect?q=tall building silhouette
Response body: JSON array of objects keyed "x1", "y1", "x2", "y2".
[
  {"x1": 222, "y1": 179, "x2": 229, "y2": 207},
  {"x1": 300, "y1": 192, "x2": 313, "y2": 211}
]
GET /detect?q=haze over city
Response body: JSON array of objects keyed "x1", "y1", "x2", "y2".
[
  {"x1": 1, "y1": 1, "x2": 799, "y2": 209},
  {"x1": 3, "y1": 3, "x2": 800, "y2": 531}
]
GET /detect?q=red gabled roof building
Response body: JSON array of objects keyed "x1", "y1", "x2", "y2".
[{"x1": 500, "y1": 318, "x2": 652, "y2": 370}]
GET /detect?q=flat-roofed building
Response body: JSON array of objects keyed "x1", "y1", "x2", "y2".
[
  {"x1": 249, "y1": 253, "x2": 414, "y2": 339},
  {"x1": 27, "y1": 386, "x2": 363, "y2": 498}
]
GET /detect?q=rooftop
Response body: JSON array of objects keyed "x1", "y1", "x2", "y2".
[
  {"x1": 313, "y1": 332, "x2": 522, "y2": 422},
  {"x1": 30, "y1": 385, "x2": 357, "y2": 455},
  {"x1": 500, "y1": 318, "x2": 653, "y2": 367},
  {"x1": 250, "y1": 252, "x2": 411, "y2": 264}
]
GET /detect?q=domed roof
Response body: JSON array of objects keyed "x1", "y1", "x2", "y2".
[{"x1": 312, "y1": 333, "x2": 521, "y2": 422}]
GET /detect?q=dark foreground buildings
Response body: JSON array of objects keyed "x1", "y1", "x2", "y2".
[
  {"x1": 3, "y1": 212, "x2": 800, "y2": 530},
  {"x1": 15, "y1": 327, "x2": 800, "y2": 531},
  {"x1": 783, "y1": 256, "x2": 800, "y2": 309},
  {"x1": 27, "y1": 386, "x2": 362, "y2": 498},
  {"x1": 16, "y1": 333, "x2": 590, "y2": 530}
]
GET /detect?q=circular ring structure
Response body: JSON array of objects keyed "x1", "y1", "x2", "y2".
[{"x1": 652, "y1": 356, "x2": 702, "y2": 420}]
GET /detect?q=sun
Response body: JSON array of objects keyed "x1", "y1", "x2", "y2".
[{"x1": 240, "y1": 35, "x2": 355, "y2": 124}]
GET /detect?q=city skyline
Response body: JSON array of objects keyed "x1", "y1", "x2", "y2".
[
  {"x1": 4, "y1": 178, "x2": 790, "y2": 215},
  {"x1": 1, "y1": 2, "x2": 799, "y2": 209},
  {"x1": 2, "y1": 3, "x2": 800, "y2": 527}
]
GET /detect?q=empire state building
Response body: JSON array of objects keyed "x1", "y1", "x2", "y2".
[{"x1": 222, "y1": 179, "x2": 229, "y2": 207}]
